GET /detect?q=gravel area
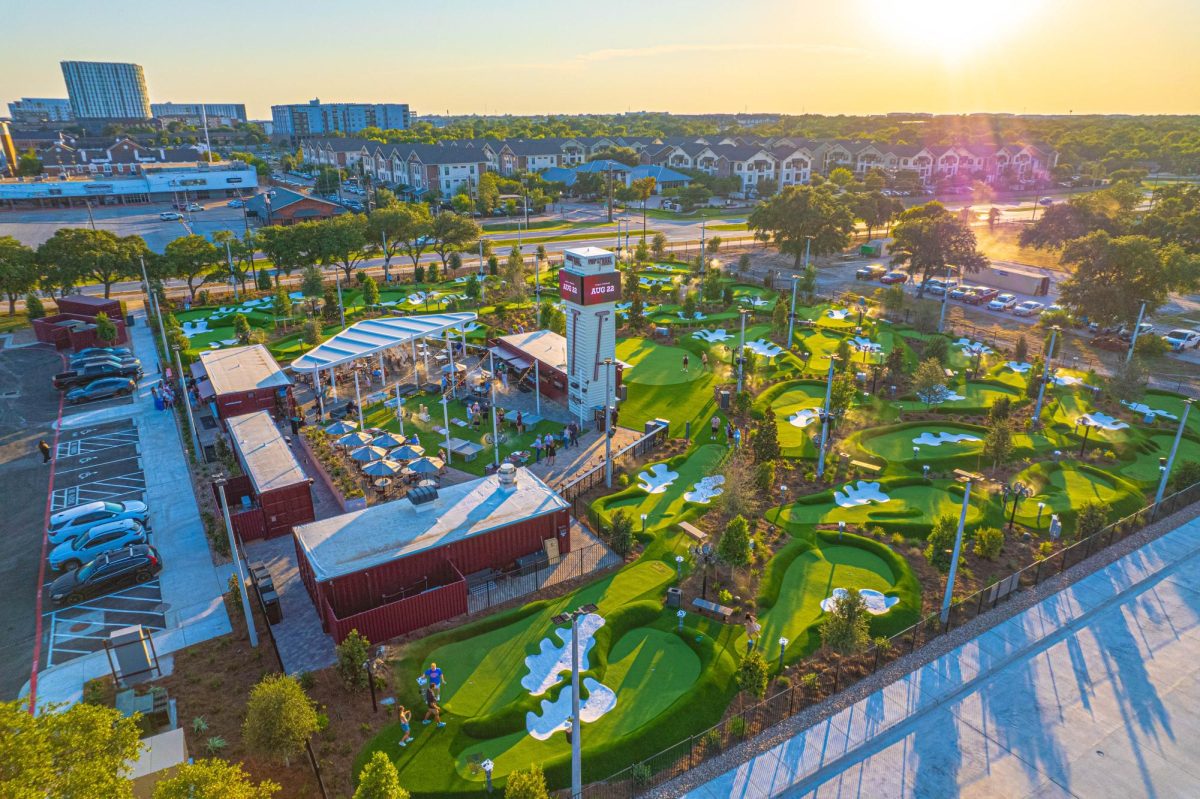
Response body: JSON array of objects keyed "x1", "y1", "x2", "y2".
[{"x1": 647, "y1": 500, "x2": 1200, "y2": 798}]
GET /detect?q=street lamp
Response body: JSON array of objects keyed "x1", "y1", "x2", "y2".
[
  {"x1": 1032, "y1": 325, "x2": 1060, "y2": 427},
  {"x1": 787, "y1": 272, "x2": 800, "y2": 347},
  {"x1": 737, "y1": 308, "x2": 750, "y2": 393},
  {"x1": 214, "y1": 475, "x2": 257, "y2": 647},
  {"x1": 603, "y1": 357, "x2": 615, "y2": 488},
  {"x1": 551, "y1": 603, "x2": 601, "y2": 799},
  {"x1": 940, "y1": 473, "x2": 978, "y2": 625},
  {"x1": 1036, "y1": 502, "x2": 1046, "y2": 527},
  {"x1": 1077, "y1": 418, "x2": 1094, "y2": 457},
  {"x1": 674, "y1": 554, "x2": 684, "y2": 579},
  {"x1": 777, "y1": 637, "x2": 789, "y2": 671},
  {"x1": 817, "y1": 356, "x2": 839, "y2": 478},
  {"x1": 1154, "y1": 398, "x2": 1194, "y2": 512},
  {"x1": 1002, "y1": 481, "x2": 1031, "y2": 532},
  {"x1": 640, "y1": 513, "x2": 647, "y2": 534},
  {"x1": 1127, "y1": 300, "x2": 1147, "y2": 364},
  {"x1": 677, "y1": 609, "x2": 686, "y2": 633},
  {"x1": 690, "y1": 542, "x2": 716, "y2": 600}
]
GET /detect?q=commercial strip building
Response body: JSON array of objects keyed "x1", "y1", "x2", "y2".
[
  {"x1": 150, "y1": 103, "x2": 248, "y2": 126},
  {"x1": 36, "y1": 137, "x2": 206, "y2": 177},
  {"x1": 271, "y1": 99, "x2": 410, "y2": 141},
  {"x1": 0, "y1": 162, "x2": 258, "y2": 209},
  {"x1": 7, "y1": 98, "x2": 74, "y2": 124},
  {"x1": 244, "y1": 186, "x2": 345, "y2": 226},
  {"x1": 61, "y1": 60, "x2": 151, "y2": 120}
]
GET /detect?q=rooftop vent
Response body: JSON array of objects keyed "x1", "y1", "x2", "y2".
[
  {"x1": 407, "y1": 484, "x2": 438, "y2": 511},
  {"x1": 497, "y1": 462, "x2": 518, "y2": 490}
]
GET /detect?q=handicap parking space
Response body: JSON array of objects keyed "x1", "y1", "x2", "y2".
[{"x1": 43, "y1": 580, "x2": 166, "y2": 668}]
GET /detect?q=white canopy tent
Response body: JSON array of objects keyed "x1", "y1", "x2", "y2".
[{"x1": 290, "y1": 312, "x2": 478, "y2": 373}]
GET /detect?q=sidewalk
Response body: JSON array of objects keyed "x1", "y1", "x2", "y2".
[
  {"x1": 22, "y1": 310, "x2": 230, "y2": 711},
  {"x1": 684, "y1": 516, "x2": 1200, "y2": 799}
]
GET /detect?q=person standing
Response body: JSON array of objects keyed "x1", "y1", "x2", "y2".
[
  {"x1": 532, "y1": 434, "x2": 543, "y2": 463},
  {"x1": 744, "y1": 613, "x2": 761, "y2": 652},
  {"x1": 38, "y1": 439, "x2": 51, "y2": 464},
  {"x1": 545, "y1": 437, "x2": 556, "y2": 467},
  {"x1": 397, "y1": 705, "x2": 413, "y2": 746},
  {"x1": 681, "y1": 354, "x2": 689, "y2": 372},
  {"x1": 421, "y1": 682, "x2": 445, "y2": 728},
  {"x1": 733, "y1": 427, "x2": 742, "y2": 449},
  {"x1": 710, "y1": 415, "x2": 720, "y2": 440},
  {"x1": 701, "y1": 352, "x2": 709, "y2": 370},
  {"x1": 423, "y1": 662, "x2": 445, "y2": 700}
]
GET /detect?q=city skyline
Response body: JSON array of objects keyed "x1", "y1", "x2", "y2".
[{"x1": 3, "y1": 0, "x2": 1198, "y2": 120}]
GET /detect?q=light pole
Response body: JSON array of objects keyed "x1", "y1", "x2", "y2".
[
  {"x1": 1032, "y1": 325, "x2": 1060, "y2": 427},
  {"x1": 691, "y1": 543, "x2": 716, "y2": 600},
  {"x1": 940, "y1": 474, "x2": 976, "y2": 625},
  {"x1": 334, "y1": 271, "x2": 346, "y2": 330},
  {"x1": 1155, "y1": 399, "x2": 1194, "y2": 510},
  {"x1": 737, "y1": 308, "x2": 750, "y2": 393},
  {"x1": 777, "y1": 637, "x2": 789, "y2": 671},
  {"x1": 674, "y1": 554, "x2": 684, "y2": 580},
  {"x1": 489, "y1": 351, "x2": 500, "y2": 467},
  {"x1": 214, "y1": 476, "x2": 258, "y2": 647},
  {"x1": 172, "y1": 345, "x2": 205, "y2": 463},
  {"x1": 353, "y1": 371, "x2": 364, "y2": 429},
  {"x1": 603, "y1": 357, "x2": 614, "y2": 488},
  {"x1": 441, "y1": 396, "x2": 453, "y2": 466},
  {"x1": 551, "y1": 603, "x2": 600, "y2": 799},
  {"x1": 787, "y1": 272, "x2": 800, "y2": 348},
  {"x1": 1003, "y1": 481, "x2": 1030, "y2": 532},
  {"x1": 1126, "y1": 301, "x2": 1147, "y2": 364},
  {"x1": 1077, "y1": 419, "x2": 1093, "y2": 457},
  {"x1": 817, "y1": 356, "x2": 838, "y2": 478}
]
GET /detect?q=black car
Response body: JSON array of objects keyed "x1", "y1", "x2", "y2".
[
  {"x1": 66, "y1": 377, "x2": 136, "y2": 404},
  {"x1": 48, "y1": 544, "x2": 162, "y2": 605},
  {"x1": 53, "y1": 361, "x2": 142, "y2": 390}
]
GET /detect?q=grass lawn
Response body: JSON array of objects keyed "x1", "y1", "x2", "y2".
[
  {"x1": 1118, "y1": 433, "x2": 1200, "y2": 484},
  {"x1": 0, "y1": 313, "x2": 29, "y2": 334},
  {"x1": 768, "y1": 480, "x2": 987, "y2": 534},
  {"x1": 1010, "y1": 462, "x2": 1142, "y2": 530},
  {"x1": 593, "y1": 444, "x2": 727, "y2": 534},
  {"x1": 860, "y1": 423, "x2": 985, "y2": 463},
  {"x1": 897, "y1": 381, "x2": 1022, "y2": 414},
  {"x1": 760, "y1": 381, "x2": 827, "y2": 458},
  {"x1": 616, "y1": 337, "x2": 724, "y2": 440}
]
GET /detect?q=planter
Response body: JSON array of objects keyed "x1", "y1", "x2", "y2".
[{"x1": 296, "y1": 433, "x2": 367, "y2": 513}]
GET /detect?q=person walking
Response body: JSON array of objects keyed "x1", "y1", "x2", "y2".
[
  {"x1": 701, "y1": 352, "x2": 709, "y2": 370},
  {"x1": 744, "y1": 613, "x2": 761, "y2": 652},
  {"x1": 681, "y1": 354, "x2": 689, "y2": 372},
  {"x1": 38, "y1": 439, "x2": 51, "y2": 464},
  {"x1": 515, "y1": 410, "x2": 525, "y2": 435},
  {"x1": 421, "y1": 682, "x2": 445, "y2": 728},
  {"x1": 725, "y1": 422, "x2": 733, "y2": 445},
  {"x1": 423, "y1": 662, "x2": 445, "y2": 700},
  {"x1": 532, "y1": 434, "x2": 543, "y2": 463},
  {"x1": 710, "y1": 415, "x2": 720, "y2": 440},
  {"x1": 569, "y1": 423, "x2": 579, "y2": 448},
  {"x1": 733, "y1": 427, "x2": 742, "y2": 449},
  {"x1": 397, "y1": 705, "x2": 413, "y2": 746}
]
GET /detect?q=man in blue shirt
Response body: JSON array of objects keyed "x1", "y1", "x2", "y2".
[{"x1": 424, "y1": 662, "x2": 445, "y2": 700}]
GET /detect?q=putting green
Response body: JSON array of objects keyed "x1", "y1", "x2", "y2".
[
  {"x1": 758, "y1": 544, "x2": 899, "y2": 657},
  {"x1": 860, "y1": 423, "x2": 985, "y2": 463},
  {"x1": 453, "y1": 627, "x2": 701, "y2": 782},
  {"x1": 618, "y1": 338, "x2": 705, "y2": 386},
  {"x1": 760, "y1": 382, "x2": 826, "y2": 458},
  {"x1": 897, "y1": 381, "x2": 1021, "y2": 413},
  {"x1": 1010, "y1": 462, "x2": 1142, "y2": 528},
  {"x1": 768, "y1": 480, "x2": 985, "y2": 534},
  {"x1": 1119, "y1": 433, "x2": 1200, "y2": 483},
  {"x1": 593, "y1": 445, "x2": 726, "y2": 533}
]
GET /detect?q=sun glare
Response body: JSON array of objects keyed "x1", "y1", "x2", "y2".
[{"x1": 867, "y1": 0, "x2": 1043, "y2": 61}]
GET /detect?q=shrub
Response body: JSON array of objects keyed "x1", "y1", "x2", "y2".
[
  {"x1": 754, "y1": 460, "x2": 776, "y2": 492},
  {"x1": 301, "y1": 320, "x2": 321, "y2": 346},
  {"x1": 799, "y1": 672, "x2": 821, "y2": 694},
  {"x1": 24, "y1": 292, "x2": 45, "y2": 320},
  {"x1": 736, "y1": 649, "x2": 769, "y2": 698},
  {"x1": 718, "y1": 515, "x2": 751, "y2": 568},
  {"x1": 152, "y1": 759, "x2": 279, "y2": 799},
  {"x1": 718, "y1": 588, "x2": 734, "y2": 605},
  {"x1": 630, "y1": 761, "x2": 652, "y2": 787},
  {"x1": 1171, "y1": 459, "x2": 1200, "y2": 492},
  {"x1": 336, "y1": 629, "x2": 372, "y2": 690},
  {"x1": 973, "y1": 527, "x2": 1005, "y2": 560},
  {"x1": 242, "y1": 674, "x2": 320, "y2": 765},
  {"x1": 609, "y1": 509, "x2": 635, "y2": 555},
  {"x1": 354, "y1": 750, "x2": 410, "y2": 799},
  {"x1": 924, "y1": 514, "x2": 958, "y2": 572},
  {"x1": 1075, "y1": 502, "x2": 1108, "y2": 539},
  {"x1": 873, "y1": 636, "x2": 894, "y2": 658},
  {"x1": 1036, "y1": 541, "x2": 1055, "y2": 560},
  {"x1": 504, "y1": 763, "x2": 550, "y2": 799},
  {"x1": 729, "y1": 716, "x2": 748, "y2": 739},
  {"x1": 191, "y1": 716, "x2": 208, "y2": 734},
  {"x1": 94, "y1": 312, "x2": 117, "y2": 344},
  {"x1": 819, "y1": 588, "x2": 871, "y2": 656},
  {"x1": 752, "y1": 415, "x2": 781, "y2": 463},
  {"x1": 923, "y1": 335, "x2": 949, "y2": 364},
  {"x1": 702, "y1": 728, "x2": 722, "y2": 751},
  {"x1": 1014, "y1": 335, "x2": 1028, "y2": 362},
  {"x1": 205, "y1": 736, "x2": 227, "y2": 754}
]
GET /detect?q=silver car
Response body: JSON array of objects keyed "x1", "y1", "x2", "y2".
[
  {"x1": 47, "y1": 500, "x2": 150, "y2": 545},
  {"x1": 48, "y1": 519, "x2": 148, "y2": 572}
]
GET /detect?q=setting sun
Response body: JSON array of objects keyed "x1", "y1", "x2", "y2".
[{"x1": 866, "y1": 0, "x2": 1044, "y2": 61}]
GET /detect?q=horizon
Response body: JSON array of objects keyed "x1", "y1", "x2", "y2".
[{"x1": 4, "y1": 0, "x2": 1199, "y2": 120}]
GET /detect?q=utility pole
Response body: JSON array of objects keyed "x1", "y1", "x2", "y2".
[
  {"x1": 940, "y1": 476, "x2": 974, "y2": 624},
  {"x1": 1155, "y1": 399, "x2": 1194, "y2": 511},
  {"x1": 489, "y1": 351, "x2": 500, "y2": 467},
  {"x1": 334, "y1": 271, "x2": 346, "y2": 330},
  {"x1": 225, "y1": 240, "x2": 239, "y2": 302},
  {"x1": 215, "y1": 478, "x2": 257, "y2": 647},
  {"x1": 604, "y1": 358, "x2": 614, "y2": 488},
  {"x1": 737, "y1": 309, "x2": 749, "y2": 393},
  {"x1": 787, "y1": 273, "x2": 799, "y2": 348},
  {"x1": 606, "y1": 164, "x2": 614, "y2": 223},
  {"x1": 1033, "y1": 326, "x2": 1060, "y2": 426},
  {"x1": 173, "y1": 345, "x2": 204, "y2": 463}
]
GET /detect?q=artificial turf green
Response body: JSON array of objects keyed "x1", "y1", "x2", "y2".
[
  {"x1": 593, "y1": 444, "x2": 728, "y2": 534},
  {"x1": 768, "y1": 480, "x2": 987, "y2": 536}
]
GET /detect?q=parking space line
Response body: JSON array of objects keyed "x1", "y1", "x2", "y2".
[{"x1": 56, "y1": 455, "x2": 141, "y2": 474}]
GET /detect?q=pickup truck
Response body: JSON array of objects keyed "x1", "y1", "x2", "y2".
[
  {"x1": 53, "y1": 361, "x2": 143, "y2": 390},
  {"x1": 855, "y1": 264, "x2": 887, "y2": 281},
  {"x1": 965, "y1": 287, "x2": 1000, "y2": 306}
]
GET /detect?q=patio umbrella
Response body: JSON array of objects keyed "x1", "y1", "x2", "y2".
[
  {"x1": 350, "y1": 445, "x2": 389, "y2": 462},
  {"x1": 325, "y1": 420, "x2": 358, "y2": 435},
  {"x1": 337, "y1": 432, "x2": 374, "y2": 448},
  {"x1": 404, "y1": 456, "x2": 443, "y2": 475},
  {"x1": 390, "y1": 444, "x2": 426, "y2": 461},
  {"x1": 362, "y1": 458, "x2": 404, "y2": 477},
  {"x1": 371, "y1": 432, "x2": 407, "y2": 449}
]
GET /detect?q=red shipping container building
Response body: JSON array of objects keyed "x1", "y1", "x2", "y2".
[
  {"x1": 195, "y1": 344, "x2": 294, "y2": 420},
  {"x1": 220, "y1": 410, "x2": 315, "y2": 540}
]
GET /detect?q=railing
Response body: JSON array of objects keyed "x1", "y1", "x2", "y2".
[
  {"x1": 580, "y1": 478, "x2": 1200, "y2": 798},
  {"x1": 466, "y1": 541, "x2": 621, "y2": 615},
  {"x1": 557, "y1": 422, "x2": 669, "y2": 518}
]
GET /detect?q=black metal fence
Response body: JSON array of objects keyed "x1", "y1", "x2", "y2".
[
  {"x1": 579, "y1": 479, "x2": 1200, "y2": 799},
  {"x1": 466, "y1": 541, "x2": 622, "y2": 615},
  {"x1": 558, "y1": 422, "x2": 669, "y2": 519}
]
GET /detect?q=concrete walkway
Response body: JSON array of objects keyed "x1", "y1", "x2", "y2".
[
  {"x1": 687, "y1": 516, "x2": 1200, "y2": 799},
  {"x1": 22, "y1": 311, "x2": 230, "y2": 710}
]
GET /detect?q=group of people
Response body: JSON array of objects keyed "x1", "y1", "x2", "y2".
[
  {"x1": 397, "y1": 662, "x2": 448, "y2": 747},
  {"x1": 680, "y1": 352, "x2": 710, "y2": 373},
  {"x1": 151, "y1": 380, "x2": 179, "y2": 410},
  {"x1": 531, "y1": 422, "x2": 581, "y2": 465},
  {"x1": 711, "y1": 415, "x2": 743, "y2": 448}
]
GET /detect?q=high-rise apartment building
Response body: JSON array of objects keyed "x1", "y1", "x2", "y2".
[
  {"x1": 270, "y1": 99, "x2": 410, "y2": 140},
  {"x1": 8, "y1": 98, "x2": 74, "y2": 124},
  {"x1": 61, "y1": 61, "x2": 151, "y2": 120},
  {"x1": 151, "y1": 103, "x2": 248, "y2": 126}
]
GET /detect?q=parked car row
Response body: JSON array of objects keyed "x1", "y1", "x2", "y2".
[
  {"x1": 45, "y1": 499, "x2": 161, "y2": 604},
  {"x1": 53, "y1": 347, "x2": 141, "y2": 403}
]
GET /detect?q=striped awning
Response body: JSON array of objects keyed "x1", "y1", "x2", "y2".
[{"x1": 290, "y1": 312, "x2": 477, "y2": 373}]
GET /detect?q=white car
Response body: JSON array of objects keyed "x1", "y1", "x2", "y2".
[
  {"x1": 1163, "y1": 329, "x2": 1200, "y2": 351},
  {"x1": 48, "y1": 500, "x2": 150, "y2": 545},
  {"x1": 48, "y1": 519, "x2": 148, "y2": 572},
  {"x1": 988, "y1": 293, "x2": 1018, "y2": 311},
  {"x1": 1014, "y1": 301, "x2": 1045, "y2": 317},
  {"x1": 159, "y1": 211, "x2": 182, "y2": 221},
  {"x1": 186, "y1": 202, "x2": 203, "y2": 212}
]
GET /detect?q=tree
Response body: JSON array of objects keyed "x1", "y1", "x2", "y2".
[
  {"x1": 314, "y1": 166, "x2": 343, "y2": 195},
  {"x1": 1108, "y1": 356, "x2": 1149, "y2": 403},
  {"x1": 0, "y1": 236, "x2": 37, "y2": 315},
  {"x1": 162, "y1": 234, "x2": 221, "y2": 303},
  {"x1": 987, "y1": 207, "x2": 1002, "y2": 229},
  {"x1": 0, "y1": 698, "x2": 142, "y2": 799},
  {"x1": 983, "y1": 418, "x2": 1013, "y2": 469},
  {"x1": 17, "y1": 147, "x2": 42, "y2": 177},
  {"x1": 973, "y1": 527, "x2": 1005, "y2": 560},
  {"x1": 752, "y1": 415, "x2": 781, "y2": 463},
  {"x1": 651, "y1": 232, "x2": 668, "y2": 260},
  {"x1": 1014, "y1": 335, "x2": 1028, "y2": 363},
  {"x1": 353, "y1": 751, "x2": 409, "y2": 799},
  {"x1": 738, "y1": 253, "x2": 751, "y2": 273},
  {"x1": 503, "y1": 246, "x2": 526, "y2": 303},
  {"x1": 24, "y1": 292, "x2": 45, "y2": 320},
  {"x1": 772, "y1": 297, "x2": 788, "y2": 335},
  {"x1": 318, "y1": 213, "x2": 371, "y2": 282},
  {"x1": 855, "y1": 191, "x2": 902, "y2": 240},
  {"x1": 336, "y1": 629, "x2": 372, "y2": 690},
  {"x1": 258, "y1": 225, "x2": 307, "y2": 282},
  {"x1": 273, "y1": 284, "x2": 293, "y2": 325},
  {"x1": 881, "y1": 284, "x2": 905, "y2": 317},
  {"x1": 231, "y1": 313, "x2": 252, "y2": 345},
  {"x1": 748, "y1": 185, "x2": 856, "y2": 270},
  {"x1": 828, "y1": 372, "x2": 857, "y2": 419},
  {"x1": 91, "y1": 311, "x2": 117, "y2": 344},
  {"x1": 1019, "y1": 195, "x2": 1122, "y2": 250},
  {"x1": 923, "y1": 335, "x2": 949, "y2": 364},
  {"x1": 828, "y1": 167, "x2": 855, "y2": 188},
  {"x1": 627, "y1": 294, "x2": 645, "y2": 330},
  {"x1": 37, "y1": 228, "x2": 148, "y2": 299},
  {"x1": 718, "y1": 515, "x2": 751, "y2": 569},
  {"x1": 153, "y1": 759, "x2": 280, "y2": 799},
  {"x1": 819, "y1": 588, "x2": 871, "y2": 655},
  {"x1": 913, "y1": 358, "x2": 951, "y2": 408},
  {"x1": 884, "y1": 346, "x2": 905, "y2": 382},
  {"x1": 609, "y1": 509, "x2": 635, "y2": 555},
  {"x1": 628, "y1": 176, "x2": 656, "y2": 238},
  {"x1": 504, "y1": 763, "x2": 550, "y2": 799},
  {"x1": 242, "y1": 674, "x2": 320, "y2": 765},
  {"x1": 890, "y1": 202, "x2": 987, "y2": 297},
  {"x1": 322, "y1": 286, "x2": 341, "y2": 324},
  {"x1": 835, "y1": 338, "x2": 852, "y2": 372},
  {"x1": 430, "y1": 211, "x2": 481, "y2": 267},
  {"x1": 755, "y1": 177, "x2": 779, "y2": 197},
  {"x1": 302, "y1": 320, "x2": 321, "y2": 346},
  {"x1": 1075, "y1": 502, "x2": 1108, "y2": 539},
  {"x1": 300, "y1": 265, "x2": 325, "y2": 313},
  {"x1": 701, "y1": 269, "x2": 722, "y2": 303},
  {"x1": 362, "y1": 274, "x2": 380, "y2": 311},
  {"x1": 1058, "y1": 232, "x2": 1199, "y2": 326},
  {"x1": 736, "y1": 649, "x2": 769, "y2": 697},
  {"x1": 924, "y1": 514, "x2": 958, "y2": 572}
]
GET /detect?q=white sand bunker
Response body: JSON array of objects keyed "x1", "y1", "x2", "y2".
[
  {"x1": 788, "y1": 408, "x2": 819, "y2": 428},
  {"x1": 913, "y1": 431, "x2": 982, "y2": 448},
  {"x1": 637, "y1": 463, "x2": 679, "y2": 494},
  {"x1": 743, "y1": 296, "x2": 770, "y2": 307},
  {"x1": 1007, "y1": 361, "x2": 1033, "y2": 373},
  {"x1": 1121, "y1": 400, "x2": 1177, "y2": 421},
  {"x1": 744, "y1": 339, "x2": 783, "y2": 358},
  {"x1": 851, "y1": 336, "x2": 881, "y2": 353},
  {"x1": 288, "y1": 291, "x2": 304, "y2": 300},
  {"x1": 944, "y1": 390, "x2": 966, "y2": 401},
  {"x1": 684, "y1": 475, "x2": 725, "y2": 504},
  {"x1": 820, "y1": 588, "x2": 898, "y2": 615},
  {"x1": 827, "y1": 309, "x2": 850, "y2": 321},
  {"x1": 955, "y1": 338, "x2": 992, "y2": 356},
  {"x1": 677, "y1": 311, "x2": 706, "y2": 320},
  {"x1": 527, "y1": 677, "x2": 617, "y2": 741},
  {"x1": 405, "y1": 292, "x2": 430, "y2": 305},
  {"x1": 693, "y1": 328, "x2": 732, "y2": 343},
  {"x1": 181, "y1": 320, "x2": 209, "y2": 337},
  {"x1": 522, "y1": 614, "x2": 606, "y2": 696},
  {"x1": 1052, "y1": 371, "x2": 1083, "y2": 386},
  {"x1": 834, "y1": 481, "x2": 890, "y2": 508},
  {"x1": 1077, "y1": 412, "x2": 1128, "y2": 431}
]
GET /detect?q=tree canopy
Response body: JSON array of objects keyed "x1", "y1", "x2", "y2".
[
  {"x1": 748, "y1": 185, "x2": 856, "y2": 269},
  {"x1": 889, "y1": 201, "x2": 987, "y2": 295}
]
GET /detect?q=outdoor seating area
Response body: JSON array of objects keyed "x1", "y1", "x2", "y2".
[{"x1": 314, "y1": 418, "x2": 446, "y2": 504}]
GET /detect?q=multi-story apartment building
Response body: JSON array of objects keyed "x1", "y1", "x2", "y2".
[
  {"x1": 151, "y1": 103, "x2": 248, "y2": 126},
  {"x1": 61, "y1": 61, "x2": 151, "y2": 120},
  {"x1": 8, "y1": 98, "x2": 74, "y2": 124},
  {"x1": 271, "y1": 100, "x2": 410, "y2": 141},
  {"x1": 36, "y1": 137, "x2": 205, "y2": 177}
]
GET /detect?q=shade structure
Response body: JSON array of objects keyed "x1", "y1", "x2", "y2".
[
  {"x1": 290, "y1": 312, "x2": 478, "y2": 373},
  {"x1": 350, "y1": 445, "x2": 389, "y2": 462},
  {"x1": 324, "y1": 420, "x2": 358, "y2": 435},
  {"x1": 404, "y1": 456, "x2": 443, "y2": 474},
  {"x1": 371, "y1": 432, "x2": 407, "y2": 449},
  {"x1": 390, "y1": 444, "x2": 426, "y2": 461},
  {"x1": 362, "y1": 458, "x2": 404, "y2": 477},
  {"x1": 337, "y1": 432, "x2": 374, "y2": 448}
]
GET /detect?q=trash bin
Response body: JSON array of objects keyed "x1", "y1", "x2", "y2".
[
  {"x1": 666, "y1": 587, "x2": 682, "y2": 609},
  {"x1": 259, "y1": 589, "x2": 282, "y2": 625},
  {"x1": 153, "y1": 395, "x2": 165, "y2": 411},
  {"x1": 125, "y1": 313, "x2": 135, "y2": 327},
  {"x1": 719, "y1": 390, "x2": 731, "y2": 410}
]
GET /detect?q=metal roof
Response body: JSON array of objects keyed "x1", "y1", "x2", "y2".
[
  {"x1": 227, "y1": 410, "x2": 310, "y2": 495},
  {"x1": 289, "y1": 312, "x2": 478, "y2": 373},
  {"x1": 293, "y1": 468, "x2": 569, "y2": 582},
  {"x1": 198, "y1": 344, "x2": 291, "y2": 396},
  {"x1": 496, "y1": 330, "x2": 568, "y2": 371}
]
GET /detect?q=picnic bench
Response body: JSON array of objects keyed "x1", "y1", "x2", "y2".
[
  {"x1": 447, "y1": 437, "x2": 484, "y2": 462},
  {"x1": 678, "y1": 521, "x2": 708, "y2": 542},
  {"x1": 692, "y1": 597, "x2": 734, "y2": 621},
  {"x1": 850, "y1": 460, "x2": 882, "y2": 474}
]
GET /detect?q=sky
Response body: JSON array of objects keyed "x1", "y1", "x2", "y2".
[{"x1": 3, "y1": 0, "x2": 1199, "y2": 119}]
